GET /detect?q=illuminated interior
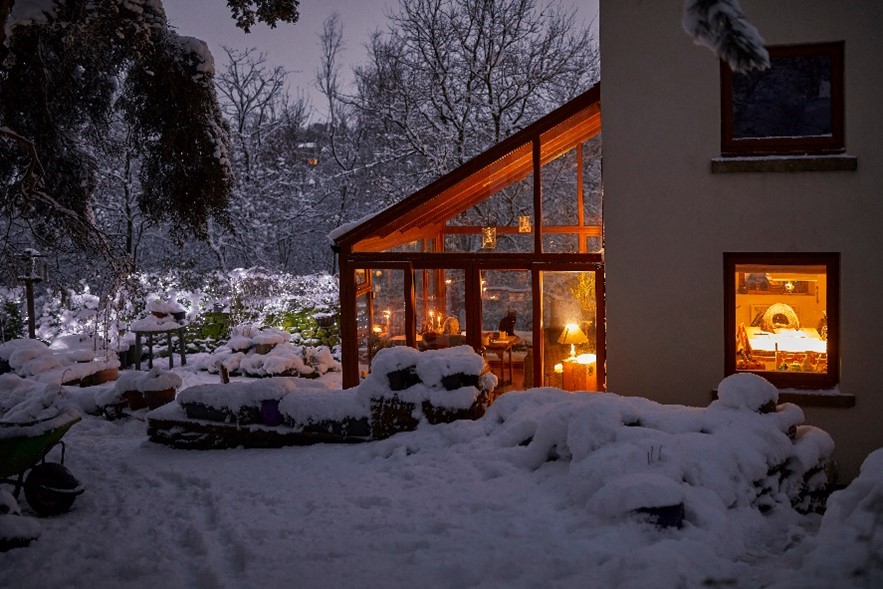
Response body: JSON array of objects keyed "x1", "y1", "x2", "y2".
[
  {"x1": 727, "y1": 253, "x2": 839, "y2": 389},
  {"x1": 334, "y1": 86, "x2": 605, "y2": 391}
]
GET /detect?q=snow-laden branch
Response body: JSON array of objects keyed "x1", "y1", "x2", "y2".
[{"x1": 682, "y1": 0, "x2": 769, "y2": 73}]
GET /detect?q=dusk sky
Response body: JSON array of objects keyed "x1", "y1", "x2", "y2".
[{"x1": 164, "y1": 0, "x2": 600, "y2": 118}]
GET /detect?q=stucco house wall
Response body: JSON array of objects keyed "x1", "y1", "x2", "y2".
[{"x1": 600, "y1": 0, "x2": 883, "y2": 481}]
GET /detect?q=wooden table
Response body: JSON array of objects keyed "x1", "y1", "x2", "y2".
[
  {"x1": 485, "y1": 335, "x2": 520, "y2": 385},
  {"x1": 134, "y1": 325, "x2": 187, "y2": 370}
]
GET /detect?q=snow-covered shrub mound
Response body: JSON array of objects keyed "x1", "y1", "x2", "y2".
[
  {"x1": 717, "y1": 372, "x2": 778, "y2": 412},
  {"x1": 198, "y1": 327, "x2": 340, "y2": 379},
  {"x1": 781, "y1": 448, "x2": 883, "y2": 587},
  {"x1": 475, "y1": 373, "x2": 832, "y2": 522}
]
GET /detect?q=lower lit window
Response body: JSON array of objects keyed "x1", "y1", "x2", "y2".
[{"x1": 724, "y1": 253, "x2": 839, "y2": 389}]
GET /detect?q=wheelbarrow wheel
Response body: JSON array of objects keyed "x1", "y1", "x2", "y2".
[{"x1": 24, "y1": 463, "x2": 83, "y2": 516}]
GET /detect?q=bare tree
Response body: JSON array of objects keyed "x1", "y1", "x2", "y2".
[
  {"x1": 353, "y1": 0, "x2": 599, "y2": 183},
  {"x1": 210, "y1": 47, "x2": 320, "y2": 273}
]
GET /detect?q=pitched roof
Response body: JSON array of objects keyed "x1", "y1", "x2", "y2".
[{"x1": 333, "y1": 83, "x2": 601, "y2": 252}]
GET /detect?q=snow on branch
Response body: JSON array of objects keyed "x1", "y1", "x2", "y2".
[{"x1": 682, "y1": 0, "x2": 769, "y2": 73}]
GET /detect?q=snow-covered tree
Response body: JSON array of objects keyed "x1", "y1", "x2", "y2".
[
  {"x1": 0, "y1": 1, "x2": 235, "y2": 254},
  {"x1": 353, "y1": 0, "x2": 599, "y2": 184},
  {"x1": 0, "y1": 0, "x2": 301, "y2": 287},
  {"x1": 206, "y1": 47, "x2": 329, "y2": 273}
]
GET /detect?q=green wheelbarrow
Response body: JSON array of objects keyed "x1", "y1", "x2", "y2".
[{"x1": 0, "y1": 411, "x2": 85, "y2": 516}]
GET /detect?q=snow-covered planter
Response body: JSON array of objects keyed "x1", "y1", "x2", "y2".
[
  {"x1": 0, "y1": 338, "x2": 119, "y2": 387},
  {"x1": 177, "y1": 377, "x2": 305, "y2": 425},
  {"x1": 357, "y1": 346, "x2": 496, "y2": 439},
  {"x1": 147, "y1": 297, "x2": 186, "y2": 320},
  {"x1": 278, "y1": 388, "x2": 370, "y2": 438},
  {"x1": 137, "y1": 367, "x2": 183, "y2": 409},
  {"x1": 253, "y1": 329, "x2": 289, "y2": 354},
  {"x1": 93, "y1": 371, "x2": 146, "y2": 416},
  {"x1": 95, "y1": 368, "x2": 181, "y2": 415}
]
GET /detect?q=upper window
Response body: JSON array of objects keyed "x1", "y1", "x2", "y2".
[
  {"x1": 720, "y1": 42, "x2": 844, "y2": 156},
  {"x1": 724, "y1": 253, "x2": 839, "y2": 389}
]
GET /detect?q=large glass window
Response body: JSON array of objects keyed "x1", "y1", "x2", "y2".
[
  {"x1": 725, "y1": 253, "x2": 839, "y2": 389},
  {"x1": 541, "y1": 137, "x2": 603, "y2": 254},
  {"x1": 416, "y1": 268, "x2": 468, "y2": 351},
  {"x1": 720, "y1": 42, "x2": 844, "y2": 156},
  {"x1": 541, "y1": 271, "x2": 601, "y2": 391},
  {"x1": 445, "y1": 145, "x2": 534, "y2": 254},
  {"x1": 480, "y1": 270, "x2": 532, "y2": 390}
]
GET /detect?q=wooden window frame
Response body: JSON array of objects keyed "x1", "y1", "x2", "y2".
[
  {"x1": 724, "y1": 252, "x2": 839, "y2": 390},
  {"x1": 720, "y1": 42, "x2": 845, "y2": 156}
]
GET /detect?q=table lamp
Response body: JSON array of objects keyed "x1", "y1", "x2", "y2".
[{"x1": 558, "y1": 322, "x2": 588, "y2": 359}]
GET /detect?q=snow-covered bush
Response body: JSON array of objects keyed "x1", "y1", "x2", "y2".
[
  {"x1": 197, "y1": 326, "x2": 340, "y2": 379},
  {"x1": 479, "y1": 372, "x2": 832, "y2": 520},
  {"x1": 767, "y1": 448, "x2": 883, "y2": 587}
]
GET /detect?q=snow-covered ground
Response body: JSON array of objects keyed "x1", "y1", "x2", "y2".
[{"x1": 1, "y1": 355, "x2": 882, "y2": 589}]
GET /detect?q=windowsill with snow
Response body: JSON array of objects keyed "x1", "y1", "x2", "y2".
[
  {"x1": 711, "y1": 153, "x2": 858, "y2": 174},
  {"x1": 713, "y1": 384, "x2": 856, "y2": 408}
]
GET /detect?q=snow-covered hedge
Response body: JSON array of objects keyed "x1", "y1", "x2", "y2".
[{"x1": 10, "y1": 268, "x2": 339, "y2": 355}]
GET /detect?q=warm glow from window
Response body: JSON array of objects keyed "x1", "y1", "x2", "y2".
[{"x1": 726, "y1": 253, "x2": 838, "y2": 389}]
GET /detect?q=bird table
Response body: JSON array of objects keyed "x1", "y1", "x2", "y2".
[{"x1": 133, "y1": 322, "x2": 188, "y2": 371}]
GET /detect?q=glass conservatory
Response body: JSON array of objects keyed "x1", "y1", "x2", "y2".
[{"x1": 332, "y1": 84, "x2": 604, "y2": 392}]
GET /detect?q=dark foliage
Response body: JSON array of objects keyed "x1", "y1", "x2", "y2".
[
  {"x1": 0, "y1": 0, "x2": 235, "y2": 255},
  {"x1": 226, "y1": 0, "x2": 300, "y2": 33}
]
